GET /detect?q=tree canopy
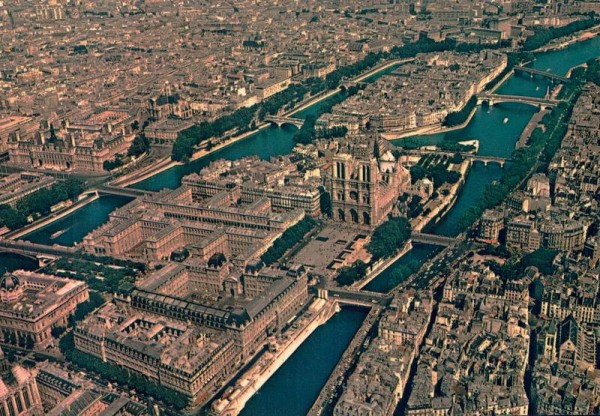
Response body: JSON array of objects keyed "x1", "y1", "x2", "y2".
[
  {"x1": 0, "y1": 178, "x2": 85, "y2": 229},
  {"x1": 523, "y1": 18, "x2": 599, "y2": 51},
  {"x1": 367, "y1": 217, "x2": 411, "y2": 261},
  {"x1": 261, "y1": 216, "x2": 317, "y2": 265}
]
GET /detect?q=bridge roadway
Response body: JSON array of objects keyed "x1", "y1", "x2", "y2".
[
  {"x1": 95, "y1": 185, "x2": 155, "y2": 199},
  {"x1": 514, "y1": 66, "x2": 570, "y2": 83},
  {"x1": 0, "y1": 239, "x2": 79, "y2": 258},
  {"x1": 477, "y1": 93, "x2": 559, "y2": 108},
  {"x1": 406, "y1": 149, "x2": 509, "y2": 166},
  {"x1": 464, "y1": 154, "x2": 508, "y2": 166},
  {"x1": 411, "y1": 232, "x2": 456, "y2": 247},
  {"x1": 326, "y1": 287, "x2": 391, "y2": 306},
  {"x1": 264, "y1": 115, "x2": 305, "y2": 129}
]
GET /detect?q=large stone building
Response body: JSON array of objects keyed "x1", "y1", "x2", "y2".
[
  {"x1": 327, "y1": 135, "x2": 410, "y2": 226},
  {"x1": 6, "y1": 110, "x2": 135, "y2": 172},
  {"x1": 0, "y1": 116, "x2": 38, "y2": 153},
  {"x1": 82, "y1": 185, "x2": 304, "y2": 264},
  {"x1": 0, "y1": 271, "x2": 89, "y2": 349},
  {"x1": 34, "y1": 360, "x2": 150, "y2": 415},
  {"x1": 75, "y1": 261, "x2": 308, "y2": 406},
  {"x1": 0, "y1": 172, "x2": 56, "y2": 209},
  {"x1": 182, "y1": 155, "x2": 322, "y2": 216},
  {"x1": 0, "y1": 362, "x2": 44, "y2": 416},
  {"x1": 479, "y1": 209, "x2": 504, "y2": 243}
]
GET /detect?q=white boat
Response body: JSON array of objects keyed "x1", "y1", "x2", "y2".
[
  {"x1": 50, "y1": 229, "x2": 65, "y2": 239},
  {"x1": 503, "y1": 117, "x2": 509, "y2": 124}
]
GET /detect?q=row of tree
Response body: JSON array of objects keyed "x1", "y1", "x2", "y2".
[
  {"x1": 261, "y1": 216, "x2": 317, "y2": 265},
  {"x1": 366, "y1": 216, "x2": 412, "y2": 261},
  {"x1": 485, "y1": 248, "x2": 559, "y2": 280},
  {"x1": 0, "y1": 178, "x2": 84, "y2": 229},
  {"x1": 410, "y1": 163, "x2": 461, "y2": 188},
  {"x1": 523, "y1": 17, "x2": 600, "y2": 51},
  {"x1": 172, "y1": 105, "x2": 255, "y2": 161},
  {"x1": 336, "y1": 216, "x2": 412, "y2": 285},
  {"x1": 71, "y1": 292, "x2": 105, "y2": 324},
  {"x1": 337, "y1": 260, "x2": 368, "y2": 286}
]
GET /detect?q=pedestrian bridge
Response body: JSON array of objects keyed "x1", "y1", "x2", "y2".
[
  {"x1": 477, "y1": 93, "x2": 559, "y2": 109},
  {"x1": 264, "y1": 115, "x2": 305, "y2": 129}
]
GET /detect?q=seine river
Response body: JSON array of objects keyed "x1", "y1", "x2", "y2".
[{"x1": 8, "y1": 35, "x2": 599, "y2": 416}]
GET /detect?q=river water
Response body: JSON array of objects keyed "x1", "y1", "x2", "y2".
[
  {"x1": 240, "y1": 307, "x2": 368, "y2": 416},
  {"x1": 21, "y1": 195, "x2": 133, "y2": 247},
  {"x1": 0, "y1": 252, "x2": 38, "y2": 275},
  {"x1": 8, "y1": 35, "x2": 599, "y2": 416}
]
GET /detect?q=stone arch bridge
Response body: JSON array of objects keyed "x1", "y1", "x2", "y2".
[{"x1": 264, "y1": 115, "x2": 305, "y2": 129}]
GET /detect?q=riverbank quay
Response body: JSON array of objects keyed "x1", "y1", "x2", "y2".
[
  {"x1": 517, "y1": 109, "x2": 550, "y2": 149},
  {"x1": 412, "y1": 159, "x2": 471, "y2": 232},
  {"x1": 381, "y1": 106, "x2": 478, "y2": 141},
  {"x1": 212, "y1": 299, "x2": 340, "y2": 415},
  {"x1": 377, "y1": 51, "x2": 508, "y2": 141},
  {"x1": 2, "y1": 192, "x2": 99, "y2": 241},
  {"x1": 183, "y1": 57, "x2": 414, "y2": 164},
  {"x1": 307, "y1": 304, "x2": 382, "y2": 416},
  {"x1": 110, "y1": 154, "x2": 179, "y2": 187},
  {"x1": 351, "y1": 241, "x2": 413, "y2": 290},
  {"x1": 288, "y1": 57, "x2": 415, "y2": 117},
  {"x1": 532, "y1": 24, "x2": 600, "y2": 53}
]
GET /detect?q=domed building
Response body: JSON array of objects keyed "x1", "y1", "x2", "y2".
[{"x1": 0, "y1": 273, "x2": 24, "y2": 304}]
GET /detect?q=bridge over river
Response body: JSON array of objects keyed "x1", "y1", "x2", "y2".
[
  {"x1": 411, "y1": 232, "x2": 456, "y2": 247},
  {"x1": 264, "y1": 115, "x2": 305, "y2": 129},
  {"x1": 95, "y1": 185, "x2": 156, "y2": 199},
  {"x1": 405, "y1": 149, "x2": 509, "y2": 167},
  {"x1": 514, "y1": 65, "x2": 570, "y2": 83},
  {"x1": 324, "y1": 287, "x2": 391, "y2": 307},
  {"x1": 0, "y1": 240, "x2": 79, "y2": 258},
  {"x1": 477, "y1": 92, "x2": 559, "y2": 109}
]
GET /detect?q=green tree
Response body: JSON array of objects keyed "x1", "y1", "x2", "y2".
[
  {"x1": 261, "y1": 217, "x2": 316, "y2": 265},
  {"x1": 337, "y1": 260, "x2": 368, "y2": 286},
  {"x1": 410, "y1": 165, "x2": 427, "y2": 183},
  {"x1": 367, "y1": 217, "x2": 411, "y2": 261},
  {"x1": 127, "y1": 134, "x2": 150, "y2": 157}
]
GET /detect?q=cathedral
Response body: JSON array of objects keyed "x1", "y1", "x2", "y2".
[{"x1": 327, "y1": 135, "x2": 410, "y2": 226}]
